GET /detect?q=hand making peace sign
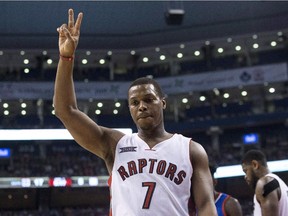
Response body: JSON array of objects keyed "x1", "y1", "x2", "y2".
[{"x1": 57, "y1": 9, "x2": 83, "y2": 58}]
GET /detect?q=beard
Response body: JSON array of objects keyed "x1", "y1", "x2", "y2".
[{"x1": 250, "y1": 171, "x2": 259, "y2": 190}]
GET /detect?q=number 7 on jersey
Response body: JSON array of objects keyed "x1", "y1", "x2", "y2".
[{"x1": 142, "y1": 182, "x2": 156, "y2": 209}]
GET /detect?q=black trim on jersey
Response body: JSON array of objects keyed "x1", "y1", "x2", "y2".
[{"x1": 263, "y1": 178, "x2": 279, "y2": 197}]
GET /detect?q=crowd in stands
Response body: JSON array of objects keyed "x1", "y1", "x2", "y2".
[
  {"x1": 0, "y1": 140, "x2": 108, "y2": 177},
  {"x1": 0, "y1": 207, "x2": 109, "y2": 216},
  {"x1": 0, "y1": 122, "x2": 287, "y2": 178}
]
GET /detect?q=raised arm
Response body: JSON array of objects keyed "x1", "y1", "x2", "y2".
[
  {"x1": 190, "y1": 140, "x2": 217, "y2": 216},
  {"x1": 53, "y1": 9, "x2": 124, "y2": 170}
]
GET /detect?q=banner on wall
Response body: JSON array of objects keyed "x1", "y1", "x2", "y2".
[{"x1": 0, "y1": 63, "x2": 287, "y2": 100}]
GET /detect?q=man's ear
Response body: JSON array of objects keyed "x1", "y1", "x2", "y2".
[
  {"x1": 162, "y1": 99, "x2": 166, "y2": 109},
  {"x1": 251, "y1": 160, "x2": 259, "y2": 169}
]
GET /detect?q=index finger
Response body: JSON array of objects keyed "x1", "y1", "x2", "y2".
[
  {"x1": 68, "y1": 8, "x2": 75, "y2": 28},
  {"x1": 75, "y1": 12, "x2": 83, "y2": 31}
]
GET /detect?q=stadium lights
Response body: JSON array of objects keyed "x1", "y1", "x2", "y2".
[
  {"x1": 214, "y1": 159, "x2": 288, "y2": 178},
  {"x1": 0, "y1": 128, "x2": 132, "y2": 140}
]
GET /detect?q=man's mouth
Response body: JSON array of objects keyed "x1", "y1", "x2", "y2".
[{"x1": 138, "y1": 115, "x2": 151, "y2": 120}]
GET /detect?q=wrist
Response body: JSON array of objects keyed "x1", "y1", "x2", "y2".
[{"x1": 59, "y1": 54, "x2": 74, "y2": 61}]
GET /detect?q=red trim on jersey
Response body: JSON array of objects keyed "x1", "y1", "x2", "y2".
[
  {"x1": 108, "y1": 175, "x2": 112, "y2": 187},
  {"x1": 108, "y1": 175, "x2": 112, "y2": 216},
  {"x1": 222, "y1": 194, "x2": 231, "y2": 216}
]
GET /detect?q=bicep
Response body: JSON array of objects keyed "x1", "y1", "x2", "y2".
[
  {"x1": 255, "y1": 180, "x2": 279, "y2": 216},
  {"x1": 259, "y1": 192, "x2": 279, "y2": 216}
]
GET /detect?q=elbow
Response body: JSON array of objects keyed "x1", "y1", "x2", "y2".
[
  {"x1": 53, "y1": 101, "x2": 77, "y2": 121},
  {"x1": 54, "y1": 106, "x2": 64, "y2": 119},
  {"x1": 54, "y1": 105, "x2": 76, "y2": 120},
  {"x1": 53, "y1": 96, "x2": 78, "y2": 121},
  {"x1": 53, "y1": 97, "x2": 62, "y2": 118},
  {"x1": 53, "y1": 105, "x2": 65, "y2": 119}
]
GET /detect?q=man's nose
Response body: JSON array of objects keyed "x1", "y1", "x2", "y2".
[{"x1": 139, "y1": 101, "x2": 147, "y2": 111}]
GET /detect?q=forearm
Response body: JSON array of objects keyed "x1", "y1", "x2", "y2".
[
  {"x1": 197, "y1": 203, "x2": 217, "y2": 216},
  {"x1": 53, "y1": 58, "x2": 78, "y2": 118},
  {"x1": 190, "y1": 141, "x2": 217, "y2": 216}
]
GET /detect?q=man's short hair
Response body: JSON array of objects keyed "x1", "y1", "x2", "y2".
[
  {"x1": 129, "y1": 77, "x2": 165, "y2": 98},
  {"x1": 242, "y1": 149, "x2": 267, "y2": 167}
]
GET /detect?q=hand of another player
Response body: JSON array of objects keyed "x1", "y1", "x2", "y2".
[{"x1": 57, "y1": 8, "x2": 83, "y2": 57}]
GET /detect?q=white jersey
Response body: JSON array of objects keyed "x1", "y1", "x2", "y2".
[
  {"x1": 253, "y1": 173, "x2": 288, "y2": 216},
  {"x1": 109, "y1": 133, "x2": 193, "y2": 216}
]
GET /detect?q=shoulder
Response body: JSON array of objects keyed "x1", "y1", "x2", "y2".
[
  {"x1": 188, "y1": 140, "x2": 210, "y2": 174},
  {"x1": 225, "y1": 195, "x2": 243, "y2": 216},
  {"x1": 189, "y1": 140, "x2": 208, "y2": 163},
  {"x1": 225, "y1": 195, "x2": 240, "y2": 206},
  {"x1": 113, "y1": 133, "x2": 138, "y2": 148},
  {"x1": 255, "y1": 174, "x2": 276, "y2": 200},
  {"x1": 256, "y1": 175, "x2": 274, "y2": 191},
  {"x1": 173, "y1": 133, "x2": 192, "y2": 143},
  {"x1": 255, "y1": 176, "x2": 267, "y2": 194}
]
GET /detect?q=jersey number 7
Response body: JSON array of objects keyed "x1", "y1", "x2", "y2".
[{"x1": 142, "y1": 182, "x2": 156, "y2": 209}]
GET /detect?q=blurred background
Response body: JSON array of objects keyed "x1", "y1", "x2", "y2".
[{"x1": 0, "y1": 1, "x2": 288, "y2": 215}]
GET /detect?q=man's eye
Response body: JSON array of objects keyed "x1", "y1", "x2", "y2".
[
  {"x1": 145, "y1": 98, "x2": 154, "y2": 103},
  {"x1": 131, "y1": 101, "x2": 139, "y2": 106}
]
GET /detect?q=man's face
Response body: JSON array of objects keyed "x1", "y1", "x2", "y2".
[
  {"x1": 128, "y1": 84, "x2": 165, "y2": 130},
  {"x1": 242, "y1": 162, "x2": 259, "y2": 190}
]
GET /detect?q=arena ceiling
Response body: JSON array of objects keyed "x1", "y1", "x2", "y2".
[
  {"x1": 1, "y1": 1, "x2": 288, "y2": 50},
  {"x1": 1, "y1": 1, "x2": 288, "y2": 72}
]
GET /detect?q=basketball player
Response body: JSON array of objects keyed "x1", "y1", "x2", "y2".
[
  {"x1": 241, "y1": 149, "x2": 288, "y2": 216},
  {"x1": 210, "y1": 165, "x2": 243, "y2": 216},
  {"x1": 53, "y1": 9, "x2": 217, "y2": 215}
]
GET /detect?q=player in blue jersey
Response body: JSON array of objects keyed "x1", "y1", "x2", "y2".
[{"x1": 210, "y1": 164, "x2": 243, "y2": 216}]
